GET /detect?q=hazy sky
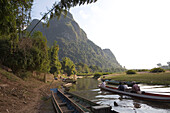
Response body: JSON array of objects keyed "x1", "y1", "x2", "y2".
[{"x1": 32, "y1": 0, "x2": 170, "y2": 69}]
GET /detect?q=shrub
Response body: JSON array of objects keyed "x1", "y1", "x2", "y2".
[
  {"x1": 17, "y1": 71, "x2": 32, "y2": 80},
  {"x1": 126, "y1": 70, "x2": 136, "y2": 74},
  {"x1": 93, "y1": 73, "x2": 102, "y2": 79},
  {"x1": 150, "y1": 68, "x2": 165, "y2": 73},
  {"x1": 102, "y1": 72, "x2": 112, "y2": 75}
]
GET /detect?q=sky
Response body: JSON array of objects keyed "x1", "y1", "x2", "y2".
[{"x1": 32, "y1": 0, "x2": 170, "y2": 69}]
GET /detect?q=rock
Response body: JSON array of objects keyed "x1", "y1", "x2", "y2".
[
  {"x1": 114, "y1": 101, "x2": 118, "y2": 106},
  {"x1": 23, "y1": 101, "x2": 27, "y2": 104},
  {"x1": 6, "y1": 109, "x2": 9, "y2": 113}
]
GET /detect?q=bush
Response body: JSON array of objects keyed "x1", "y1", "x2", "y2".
[
  {"x1": 17, "y1": 71, "x2": 32, "y2": 80},
  {"x1": 102, "y1": 72, "x2": 112, "y2": 75},
  {"x1": 150, "y1": 68, "x2": 165, "y2": 73},
  {"x1": 126, "y1": 70, "x2": 136, "y2": 74},
  {"x1": 93, "y1": 73, "x2": 102, "y2": 79}
]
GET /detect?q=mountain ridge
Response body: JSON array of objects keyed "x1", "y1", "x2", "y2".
[{"x1": 27, "y1": 12, "x2": 123, "y2": 71}]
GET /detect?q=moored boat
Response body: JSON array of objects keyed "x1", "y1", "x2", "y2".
[
  {"x1": 51, "y1": 88, "x2": 118, "y2": 113},
  {"x1": 107, "y1": 80, "x2": 140, "y2": 87},
  {"x1": 51, "y1": 88, "x2": 86, "y2": 113},
  {"x1": 63, "y1": 78, "x2": 77, "y2": 83},
  {"x1": 99, "y1": 85, "x2": 170, "y2": 102},
  {"x1": 65, "y1": 91, "x2": 118, "y2": 113}
]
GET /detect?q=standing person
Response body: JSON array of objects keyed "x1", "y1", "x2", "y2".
[{"x1": 132, "y1": 82, "x2": 141, "y2": 94}]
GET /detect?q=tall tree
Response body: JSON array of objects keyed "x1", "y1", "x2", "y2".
[
  {"x1": 76, "y1": 62, "x2": 90, "y2": 73},
  {"x1": 157, "y1": 63, "x2": 162, "y2": 67},
  {"x1": 49, "y1": 41, "x2": 61, "y2": 75},
  {"x1": 167, "y1": 62, "x2": 170, "y2": 67},
  {"x1": 61, "y1": 57, "x2": 76, "y2": 76},
  {"x1": 0, "y1": 0, "x2": 33, "y2": 36}
]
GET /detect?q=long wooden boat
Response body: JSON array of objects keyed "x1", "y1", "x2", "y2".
[
  {"x1": 63, "y1": 78, "x2": 77, "y2": 83},
  {"x1": 65, "y1": 91, "x2": 118, "y2": 113},
  {"x1": 51, "y1": 88, "x2": 86, "y2": 113},
  {"x1": 65, "y1": 91, "x2": 99, "y2": 113},
  {"x1": 107, "y1": 80, "x2": 140, "y2": 87},
  {"x1": 51, "y1": 88, "x2": 118, "y2": 113},
  {"x1": 99, "y1": 85, "x2": 170, "y2": 102}
]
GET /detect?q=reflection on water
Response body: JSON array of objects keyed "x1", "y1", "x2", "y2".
[{"x1": 70, "y1": 78, "x2": 170, "y2": 113}]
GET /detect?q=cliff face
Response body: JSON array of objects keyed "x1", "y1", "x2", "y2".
[{"x1": 27, "y1": 12, "x2": 122, "y2": 70}]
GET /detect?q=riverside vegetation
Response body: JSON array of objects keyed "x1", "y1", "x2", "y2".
[
  {"x1": 104, "y1": 69, "x2": 170, "y2": 85},
  {"x1": 0, "y1": 0, "x2": 124, "y2": 80}
]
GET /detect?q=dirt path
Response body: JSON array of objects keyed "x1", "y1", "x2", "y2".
[
  {"x1": 17, "y1": 84, "x2": 49, "y2": 113},
  {"x1": 0, "y1": 71, "x2": 63, "y2": 113}
]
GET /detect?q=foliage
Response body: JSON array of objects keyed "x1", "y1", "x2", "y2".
[
  {"x1": 17, "y1": 71, "x2": 32, "y2": 80},
  {"x1": 150, "y1": 68, "x2": 165, "y2": 73},
  {"x1": 76, "y1": 62, "x2": 90, "y2": 73},
  {"x1": 93, "y1": 72, "x2": 102, "y2": 79},
  {"x1": 0, "y1": 31, "x2": 50, "y2": 73},
  {"x1": 26, "y1": 13, "x2": 124, "y2": 72},
  {"x1": 0, "y1": 0, "x2": 33, "y2": 36},
  {"x1": 49, "y1": 41, "x2": 62, "y2": 75},
  {"x1": 126, "y1": 70, "x2": 136, "y2": 74},
  {"x1": 135, "y1": 69, "x2": 149, "y2": 72},
  {"x1": 89, "y1": 65, "x2": 102, "y2": 72},
  {"x1": 105, "y1": 71, "x2": 170, "y2": 85},
  {"x1": 61, "y1": 57, "x2": 76, "y2": 76},
  {"x1": 102, "y1": 72, "x2": 112, "y2": 75}
]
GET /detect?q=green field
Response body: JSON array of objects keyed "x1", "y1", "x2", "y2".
[{"x1": 104, "y1": 72, "x2": 170, "y2": 85}]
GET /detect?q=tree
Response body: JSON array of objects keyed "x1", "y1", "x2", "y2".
[
  {"x1": 150, "y1": 68, "x2": 165, "y2": 73},
  {"x1": 89, "y1": 65, "x2": 101, "y2": 72},
  {"x1": 61, "y1": 57, "x2": 76, "y2": 76},
  {"x1": 49, "y1": 41, "x2": 61, "y2": 75},
  {"x1": 157, "y1": 63, "x2": 162, "y2": 67},
  {"x1": 126, "y1": 70, "x2": 136, "y2": 74},
  {"x1": 0, "y1": 0, "x2": 33, "y2": 36},
  {"x1": 76, "y1": 62, "x2": 90, "y2": 73},
  {"x1": 167, "y1": 62, "x2": 170, "y2": 67}
]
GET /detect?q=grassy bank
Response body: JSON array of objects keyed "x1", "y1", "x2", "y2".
[{"x1": 105, "y1": 72, "x2": 170, "y2": 85}]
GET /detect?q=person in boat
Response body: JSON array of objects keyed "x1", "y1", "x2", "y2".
[
  {"x1": 131, "y1": 82, "x2": 141, "y2": 94},
  {"x1": 123, "y1": 82, "x2": 129, "y2": 91},
  {"x1": 118, "y1": 82, "x2": 125, "y2": 91},
  {"x1": 100, "y1": 80, "x2": 106, "y2": 87}
]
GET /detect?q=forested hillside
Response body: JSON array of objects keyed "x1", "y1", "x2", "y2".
[{"x1": 27, "y1": 12, "x2": 124, "y2": 71}]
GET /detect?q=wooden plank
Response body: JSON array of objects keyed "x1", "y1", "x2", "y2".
[
  {"x1": 59, "y1": 102, "x2": 67, "y2": 106},
  {"x1": 58, "y1": 89, "x2": 85, "y2": 113},
  {"x1": 51, "y1": 91, "x2": 64, "y2": 113},
  {"x1": 63, "y1": 109, "x2": 74, "y2": 113}
]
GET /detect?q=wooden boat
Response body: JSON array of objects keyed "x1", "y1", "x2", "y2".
[
  {"x1": 99, "y1": 85, "x2": 170, "y2": 102},
  {"x1": 65, "y1": 91, "x2": 118, "y2": 113},
  {"x1": 107, "y1": 80, "x2": 140, "y2": 87},
  {"x1": 63, "y1": 78, "x2": 77, "y2": 83},
  {"x1": 51, "y1": 88, "x2": 118, "y2": 113},
  {"x1": 51, "y1": 88, "x2": 86, "y2": 113},
  {"x1": 65, "y1": 91, "x2": 99, "y2": 113}
]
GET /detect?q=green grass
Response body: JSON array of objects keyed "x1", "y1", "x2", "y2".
[{"x1": 105, "y1": 72, "x2": 170, "y2": 85}]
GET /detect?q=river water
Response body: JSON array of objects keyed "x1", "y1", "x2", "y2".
[{"x1": 69, "y1": 78, "x2": 170, "y2": 113}]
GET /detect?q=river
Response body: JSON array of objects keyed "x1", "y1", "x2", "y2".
[{"x1": 69, "y1": 78, "x2": 170, "y2": 113}]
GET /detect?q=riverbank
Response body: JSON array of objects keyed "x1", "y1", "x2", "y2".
[
  {"x1": 104, "y1": 71, "x2": 170, "y2": 85},
  {"x1": 0, "y1": 68, "x2": 63, "y2": 113}
]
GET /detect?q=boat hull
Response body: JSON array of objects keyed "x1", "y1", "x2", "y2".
[{"x1": 100, "y1": 86, "x2": 170, "y2": 102}]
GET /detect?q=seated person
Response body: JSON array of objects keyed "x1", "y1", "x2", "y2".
[
  {"x1": 123, "y1": 82, "x2": 129, "y2": 91},
  {"x1": 118, "y1": 82, "x2": 125, "y2": 91},
  {"x1": 132, "y1": 82, "x2": 141, "y2": 94},
  {"x1": 100, "y1": 80, "x2": 106, "y2": 87}
]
